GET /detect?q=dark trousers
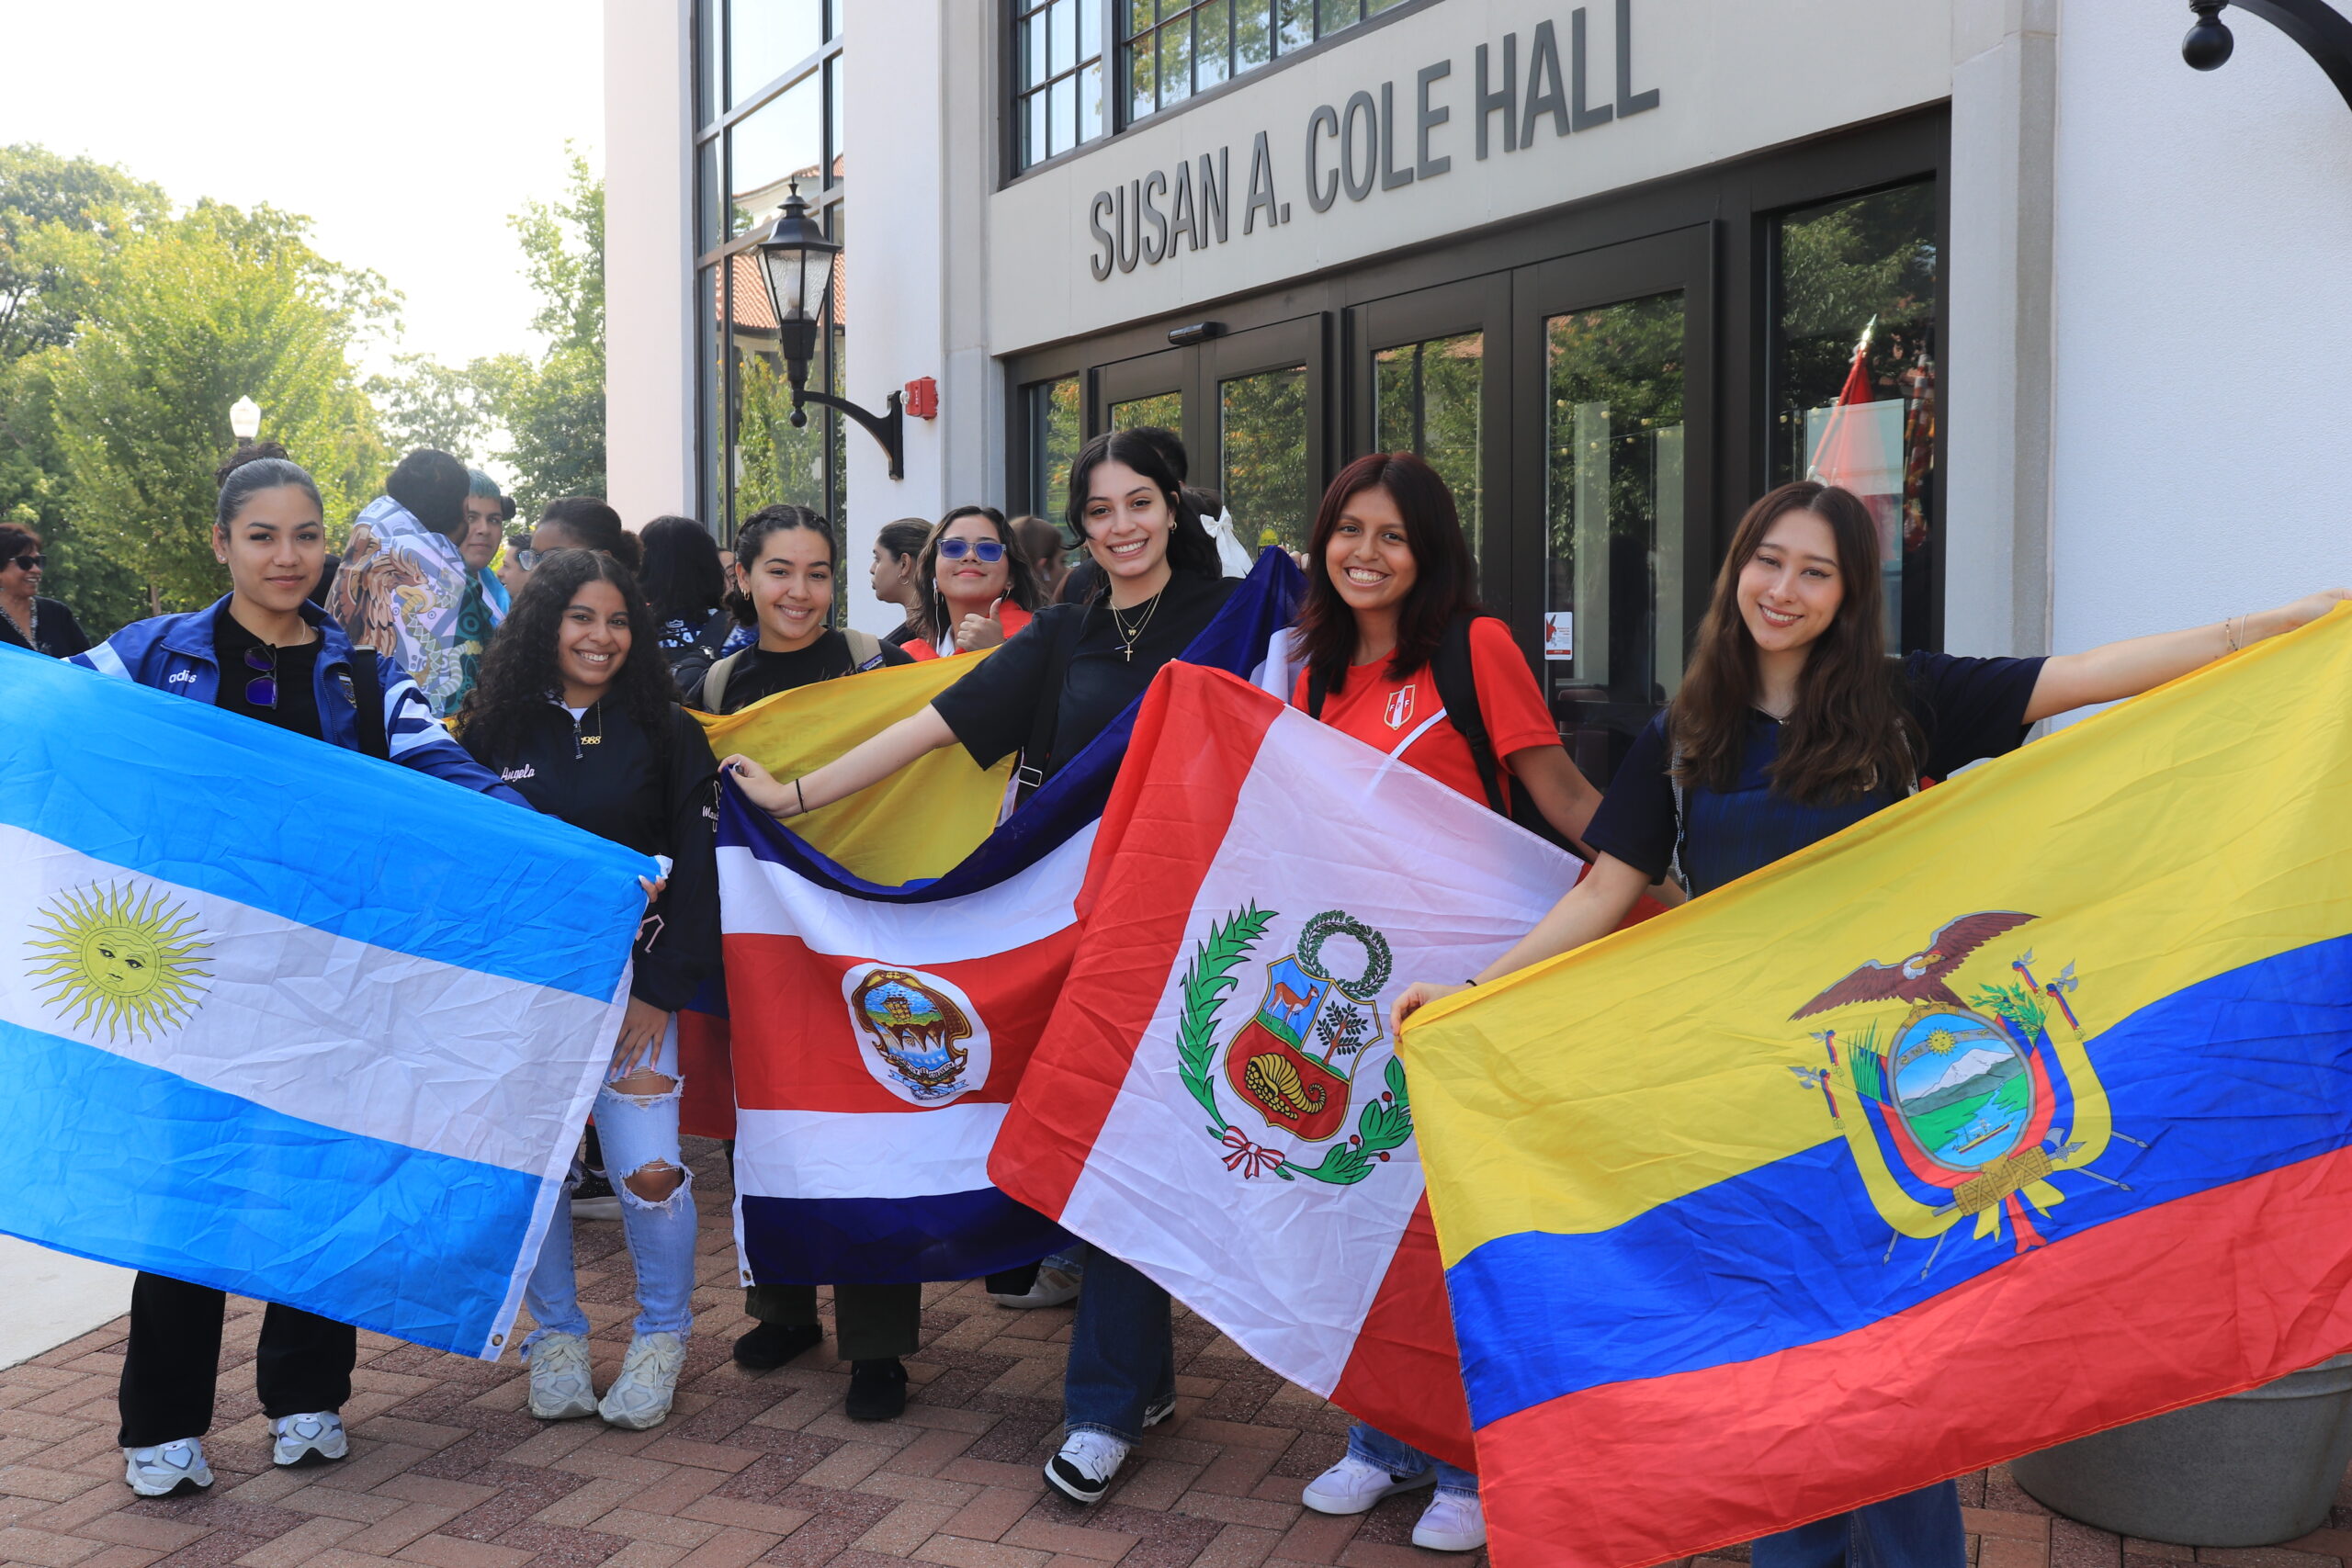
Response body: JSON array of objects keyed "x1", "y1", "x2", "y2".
[
  {"x1": 117, "y1": 1272, "x2": 356, "y2": 1449},
  {"x1": 743, "y1": 1280, "x2": 922, "y2": 1361}
]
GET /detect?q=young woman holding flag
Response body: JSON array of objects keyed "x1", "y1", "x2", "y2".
[
  {"x1": 720, "y1": 427, "x2": 1235, "y2": 1506},
  {"x1": 456, "y1": 548, "x2": 721, "y2": 1436},
  {"x1": 75, "y1": 445, "x2": 524, "y2": 1497},
  {"x1": 1390, "y1": 479, "x2": 2348, "y2": 1568},
  {"x1": 902, "y1": 504, "x2": 1043, "y2": 660},
  {"x1": 1279, "y1": 451, "x2": 1611, "y2": 1551}
]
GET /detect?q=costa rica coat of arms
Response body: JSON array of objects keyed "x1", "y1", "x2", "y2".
[
  {"x1": 1176, "y1": 904, "x2": 1413, "y2": 1184},
  {"x1": 1788, "y1": 910, "x2": 2134, "y2": 1274}
]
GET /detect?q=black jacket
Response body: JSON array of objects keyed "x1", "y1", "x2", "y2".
[{"x1": 461, "y1": 699, "x2": 720, "y2": 1012}]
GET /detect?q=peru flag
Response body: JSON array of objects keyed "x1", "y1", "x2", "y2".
[{"x1": 989, "y1": 663, "x2": 1585, "y2": 1470}]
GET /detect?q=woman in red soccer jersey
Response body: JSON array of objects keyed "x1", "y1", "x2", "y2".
[
  {"x1": 1280, "y1": 451, "x2": 1600, "y2": 1552},
  {"x1": 1390, "y1": 479, "x2": 2348, "y2": 1568}
]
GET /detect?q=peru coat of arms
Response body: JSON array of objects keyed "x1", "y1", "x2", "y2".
[{"x1": 1788, "y1": 910, "x2": 2130, "y2": 1273}]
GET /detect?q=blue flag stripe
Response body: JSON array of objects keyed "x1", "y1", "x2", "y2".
[
  {"x1": 3, "y1": 1018, "x2": 546, "y2": 1357},
  {"x1": 1443, "y1": 931, "x2": 2352, "y2": 1428},
  {"x1": 739, "y1": 1190, "x2": 1068, "y2": 1285},
  {"x1": 2, "y1": 648, "x2": 653, "y2": 1000}
]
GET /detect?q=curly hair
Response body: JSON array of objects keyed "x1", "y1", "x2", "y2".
[{"x1": 457, "y1": 548, "x2": 679, "y2": 764}]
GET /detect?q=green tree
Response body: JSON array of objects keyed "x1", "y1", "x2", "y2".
[
  {"x1": 44, "y1": 200, "x2": 389, "y2": 613},
  {"x1": 368, "y1": 351, "x2": 492, "y2": 467},
  {"x1": 476, "y1": 152, "x2": 605, "y2": 512}
]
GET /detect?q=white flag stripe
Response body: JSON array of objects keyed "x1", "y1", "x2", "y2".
[
  {"x1": 717, "y1": 821, "x2": 1097, "y2": 962},
  {"x1": 1058, "y1": 705, "x2": 1577, "y2": 1396},
  {"x1": 735, "y1": 1104, "x2": 1005, "y2": 1200},
  {"x1": 0, "y1": 823, "x2": 616, "y2": 1176}
]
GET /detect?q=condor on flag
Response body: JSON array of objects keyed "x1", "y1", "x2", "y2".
[
  {"x1": 989, "y1": 663, "x2": 1586, "y2": 1470},
  {"x1": 720, "y1": 555, "x2": 1305, "y2": 1286},
  {"x1": 0, "y1": 646, "x2": 649, "y2": 1359},
  {"x1": 1405, "y1": 608, "x2": 2352, "y2": 1568}
]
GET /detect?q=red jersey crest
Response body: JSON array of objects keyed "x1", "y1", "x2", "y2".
[{"x1": 1383, "y1": 684, "x2": 1416, "y2": 731}]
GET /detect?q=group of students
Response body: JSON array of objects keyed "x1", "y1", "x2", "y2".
[{"x1": 53, "y1": 428, "x2": 2342, "y2": 1567}]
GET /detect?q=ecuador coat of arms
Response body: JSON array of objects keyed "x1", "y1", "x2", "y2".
[
  {"x1": 1788, "y1": 910, "x2": 2132, "y2": 1272},
  {"x1": 1177, "y1": 904, "x2": 1413, "y2": 1184}
]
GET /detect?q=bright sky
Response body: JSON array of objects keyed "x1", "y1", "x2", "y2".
[{"x1": 0, "y1": 0, "x2": 604, "y2": 378}]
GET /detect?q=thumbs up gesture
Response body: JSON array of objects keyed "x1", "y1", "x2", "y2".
[{"x1": 956, "y1": 596, "x2": 1008, "y2": 652}]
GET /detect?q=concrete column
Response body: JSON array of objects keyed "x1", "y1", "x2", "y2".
[
  {"x1": 1942, "y1": 0, "x2": 2059, "y2": 658},
  {"x1": 603, "y1": 0, "x2": 696, "y2": 530}
]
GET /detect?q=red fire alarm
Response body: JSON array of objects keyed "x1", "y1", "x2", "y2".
[{"x1": 903, "y1": 377, "x2": 939, "y2": 420}]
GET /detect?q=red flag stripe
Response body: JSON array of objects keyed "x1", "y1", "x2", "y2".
[{"x1": 1329, "y1": 1191, "x2": 1477, "y2": 1472}]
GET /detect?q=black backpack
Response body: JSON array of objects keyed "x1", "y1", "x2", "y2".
[{"x1": 1305, "y1": 611, "x2": 1584, "y2": 856}]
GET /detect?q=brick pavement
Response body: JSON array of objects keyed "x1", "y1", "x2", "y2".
[{"x1": 5, "y1": 1138, "x2": 2347, "y2": 1568}]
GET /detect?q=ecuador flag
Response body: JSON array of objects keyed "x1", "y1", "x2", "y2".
[{"x1": 1404, "y1": 610, "x2": 2352, "y2": 1566}]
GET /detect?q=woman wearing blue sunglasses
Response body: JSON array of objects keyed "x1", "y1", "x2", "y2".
[{"x1": 905, "y1": 504, "x2": 1043, "y2": 660}]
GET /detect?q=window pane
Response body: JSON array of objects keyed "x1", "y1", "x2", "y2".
[
  {"x1": 1772, "y1": 182, "x2": 1938, "y2": 650},
  {"x1": 729, "y1": 76, "x2": 822, "y2": 235},
  {"x1": 1196, "y1": 1, "x2": 1231, "y2": 88},
  {"x1": 1317, "y1": 0, "x2": 1360, "y2": 35},
  {"x1": 1373, "y1": 332, "x2": 1485, "y2": 559},
  {"x1": 1126, "y1": 35, "x2": 1157, "y2": 121},
  {"x1": 1544, "y1": 292, "x2": 1687, "y2": 780},
  {"x1": 729, "y1": 0, "x2": 823, "y2": 107},
  {"x1": 1366, "y1": 0, "x2": 1409, "y2": 12},
  {"x1": 1023, "y1": 5, "x2": 1050, "y2": 88},
  {"x1": 1275, "y1": 0, "x2": 1315, "y2": 51},
  {"x1": 1027, "y1": 87, "x2": 1049, "y2": 167},
  {"x1": 1050, "y1": 74, "x2": 1079, "y2": 158},
  {"x1": 1079, "y1": 59, "x2": 1105, "y2": 141},
  {"x1": 1159, "y1": 15, "x2": 1193, "y2": 105},
  {"x1": 697, "y1": 0, "x2": 722, "y2": 125},
  {"x1": 1050, "y1": 0, "x2": 1079, "y2": 75},
  {"x1": 696, "y1": 136, "x2": 723, "y2": 254},
  {"x1": 700, "y1": 265, "x2": 727, "y2": 529},
  {"x1": 1220, "y1": 366, "x2": 1311, "y2": 555},
  {"x1": 1080, "y1": 0, "x2": 1103, "y2": 62},
  {"x1": 732, "y1": 83, "x2": 822, "y2": 223},
  {"x1": 1030, "y1": 377, "x2": 1083, "y2": 518},
  {"x1": 825, "y1": 55, "x2": 843, "y2": 183},
  {"x1": 1111, "y1": 390, "x2": 1182, "y2": 432},
  {"x1": 1236, "y1": 0, "x2": 1272, "y2": 69},
  {"x1": 1126, "y1": 0, "x2": 1156, "y2": 36}
]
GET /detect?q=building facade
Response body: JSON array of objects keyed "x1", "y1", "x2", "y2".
[{"x1": 605, "y1": 0, "x2": 2352, "y2": 776}]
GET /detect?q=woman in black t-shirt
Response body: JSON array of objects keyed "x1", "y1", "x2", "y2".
[
  {"x1": 719, "y1": 429, "x2": 1234, "y2": 1508},
  {"x1": 683, "y1": 505, "x2": 910, "y2": 715},
  {"x1": 1390, "y1": 480, "x2": 2346, "y2": 1567},
  {"x1": 0, "y1": 524, "x2": 88, "y2": 658}
]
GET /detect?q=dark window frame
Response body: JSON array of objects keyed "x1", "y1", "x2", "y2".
[{"x1": 1006, "y1": 105, "x2": 1951, "y2": 726}]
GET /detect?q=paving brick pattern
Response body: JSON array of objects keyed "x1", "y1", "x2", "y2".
[{"x1": 6, "y1": 1139, "x2": 2347, "y2": 1568}]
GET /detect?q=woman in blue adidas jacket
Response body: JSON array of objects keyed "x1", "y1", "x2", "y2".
[{"x1": 73, "y1": 444, "x2": 522, "y2": 1499}]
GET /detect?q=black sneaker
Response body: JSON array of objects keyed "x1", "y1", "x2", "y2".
[
  {"x1": 1044, "y1": 1429, "x2": 1130, "y2": 1505},
  {"x1": 570, "y1": 1169, "x2": 621, "y2": 1222},
  {"x1": 732, "y1": 1320, "x2": 822, "y2": 1371},
  {"x1": 1144, "y1": 1389, "x2": 1175, "y2": 1427},
  {"x1": 845, "y1": 1358, "x2": 909, "y2": 1421}
]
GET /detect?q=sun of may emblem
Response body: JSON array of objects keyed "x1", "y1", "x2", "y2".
[{"x1": 25, "y1": 882, "x2": 212, "y2": 1042}]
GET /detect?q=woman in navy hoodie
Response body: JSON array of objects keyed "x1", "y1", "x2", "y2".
[{"x1": 74, "y1": 444, "x2": 522, "y2": 1497}]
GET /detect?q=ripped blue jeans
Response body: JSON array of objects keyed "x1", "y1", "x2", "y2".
[{"x1": 525, "y1": 1019, "x2": 696, "y2": 1348}]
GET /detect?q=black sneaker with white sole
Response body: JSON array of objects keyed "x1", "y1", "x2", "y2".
[{"x1": 1044, "y1": 1428, "x2": 1131, "y2": 1505}]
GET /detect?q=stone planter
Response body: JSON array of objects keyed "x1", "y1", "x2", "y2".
[{"x1": 2010, "y1": 1356, "x2": 2352, "y2": 1546}]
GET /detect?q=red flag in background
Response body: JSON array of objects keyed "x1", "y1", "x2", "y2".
[{"x1": 1804, "y1": 314, "x2": 1891, "y2": 495}]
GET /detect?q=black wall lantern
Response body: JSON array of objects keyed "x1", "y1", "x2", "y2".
[
  {"x1": 754, "y1": 183, "x2": 906, "y2": 480},
  {"x1": 2184, "y1": 0, "x2": 2352, "y2": 114}
]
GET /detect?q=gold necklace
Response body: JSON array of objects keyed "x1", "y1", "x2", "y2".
[{"x1": 1109, "y1": 590, "x2": 1164, "y2": 662}]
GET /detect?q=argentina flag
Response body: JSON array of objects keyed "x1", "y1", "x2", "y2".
[{"x1": 0, "y1": 644, "x2": 651, "y2": 1359}]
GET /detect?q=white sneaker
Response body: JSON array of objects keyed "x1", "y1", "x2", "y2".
[
  {"x1": 269, "y1": 1412, "x2": 347, "y2": 1467},
  {"x1": 1411, "y1": 1491, "x2": 1487, "y2": 1552},
  {"x1": 990, "y1": 1265, "x2": 1081, "y2": 1308},
  {"x1": 1300, "y1": 1452, "x2": 1435, "y2": 1515},
  {"x1": 123, "y1": 1438, "x2": 212, "y2": 1496},
  {"x1": 597, "y1": 1331, "x2": 686, "y2": 1430},
  {"x1": 527, "y1": 1331, "x2": 599, "y2": 1420},
  {"x1": 1043, "y1": 1428, "x2": 1130, "y2": 1505}
]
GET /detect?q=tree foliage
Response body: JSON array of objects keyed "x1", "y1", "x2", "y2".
[
  {"x1": 367, "y1": 351, "x2": 492, "y2": 468},
  {"x1": 476, "y1": 152, "x2": 605, "y2": 513},
  {"x1": 43, "y1": 200, "x2": 389, "y2": 613}
]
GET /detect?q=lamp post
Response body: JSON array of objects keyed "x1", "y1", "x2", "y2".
[
  {"x1": 229, "y1": 397, "x2": 262, "y2": 443},
  {"x1": 752, "y1": 183, "x2": 905, "y2": 479},
  {"x1": 2183, "y1": 0, "x2": 2352, "y2": 115}
]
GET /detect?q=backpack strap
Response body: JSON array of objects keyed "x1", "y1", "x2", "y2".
[
  {"x1": 349, "y1": 649, "x2": 390, "y2": 761},
  {"x1": 1304, "y1": 660, "x2": 1331, "y2": 720},
  {"x1": 1012, "y1": 607, "x2": 1085, "y2": 803},
  {"x1": 841, "y1": 628, "x2": 887, "y2": 671},
  {"x1": 701, "y1": 648, "x2": 748, "y2": 714},
  {"x1": 1430, "y1": 612, "x2": 1509, "y2": 818}
]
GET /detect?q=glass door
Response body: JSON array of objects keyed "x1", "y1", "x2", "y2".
[
  {"x1": 1511, "y1": 228, "x2": 1714, "y2": 785},
  {"x1": 1348, "y1": 276, "x2": 1512, "y2": 585}
]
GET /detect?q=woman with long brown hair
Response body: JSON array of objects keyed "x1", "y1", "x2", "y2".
[{"x1": 1391, "y1": 479, "x2": 2345, "y2": 1567}]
